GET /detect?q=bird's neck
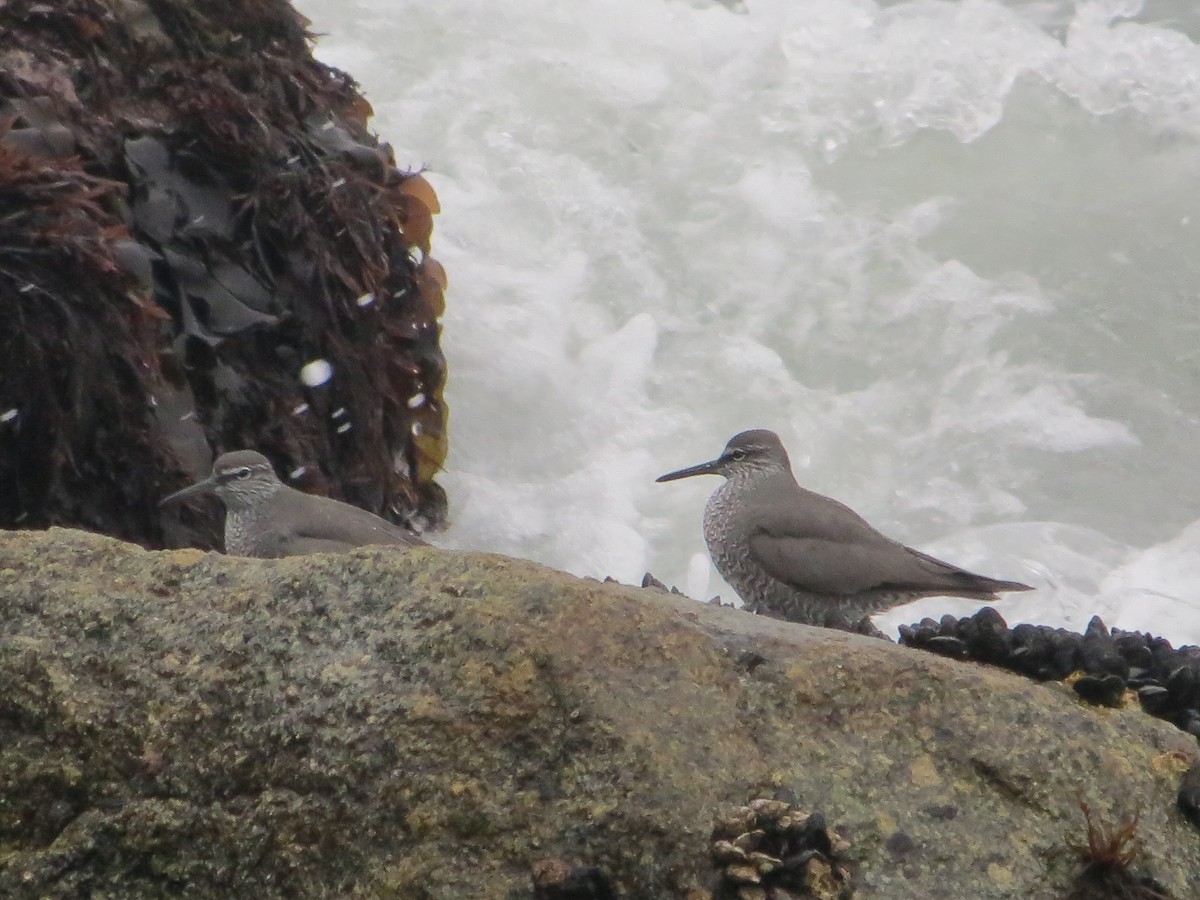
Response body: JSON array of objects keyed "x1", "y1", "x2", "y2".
[
  {"x1": 724, "y1": 463, "x2": 788, "y2": 491},
  {"x1": 221, "y1": 481, "x2": 283, "y2": 513},
  {"x1": 707, "y1": 466, "x2": 789, "y2": 527}
]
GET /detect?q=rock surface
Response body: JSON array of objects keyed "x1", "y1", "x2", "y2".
[{"x1": 1, "y1": 528, "x2": 1198, "y2": 898}]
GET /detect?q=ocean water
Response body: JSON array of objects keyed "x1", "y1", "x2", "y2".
[{"x1": 294, "y1": 0, "x2": 1200, "y2": 645}]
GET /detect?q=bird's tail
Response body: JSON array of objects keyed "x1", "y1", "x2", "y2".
[{"x1": 908, "y1": 547, "x2": 1034, "y2": 596}]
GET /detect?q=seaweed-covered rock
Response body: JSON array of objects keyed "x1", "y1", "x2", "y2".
[
  {"x1": 0, "y1": 0, "x2": 448, "y2": 551},
  {"x1": 1, "y1": 528, "x2": 1199, "y2": 898}
]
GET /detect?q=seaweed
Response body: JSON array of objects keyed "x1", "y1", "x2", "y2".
[
  {"x1": 1063, "y1": 803, "x2": 1175, "y2": 900},
  {"x1": 0, "y1": 0, "x2": 449, "y2": 549}
]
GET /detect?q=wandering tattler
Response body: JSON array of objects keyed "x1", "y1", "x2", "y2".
[
  {"x1": 656, "y1": 429, "x2": 1033, "y2": 630},
  {"x1": 161, "y1": 450, "x2": 426, "y2": 558}
]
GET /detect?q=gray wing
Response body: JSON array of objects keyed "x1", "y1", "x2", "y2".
[
  {"x1": 747, "y1": 533, "x2": 1001, "y2": 596},
  {"x1": 288, "y1": 495, "x2": 426, "y2": 550},
  {"x1": 746, "y1": 487, "x2": 1027, "y2": 596}
]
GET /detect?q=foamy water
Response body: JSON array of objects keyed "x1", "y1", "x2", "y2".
[{"x1": 294, "y1": 0, "x2": 1200, "y2": 644}]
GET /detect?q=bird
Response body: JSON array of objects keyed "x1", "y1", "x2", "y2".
[
  {"x1": 160, "y1": 450, "x2": 426, "y2": 558},
  {"x1": 656, "y1": 429, "x2": 1033, "y2": 631}
]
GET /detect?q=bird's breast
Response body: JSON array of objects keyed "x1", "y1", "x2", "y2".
[
  {"x1": 702, "y1": 481, "x2": 745, "y2": 580},
  {"x1": 224, "y1": 512, "x2": 252, "y2": 556}
]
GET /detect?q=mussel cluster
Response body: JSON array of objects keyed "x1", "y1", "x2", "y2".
[
  {"x1": 899, "y1": 608, "x2": 1200, "y2": 736},
  {"x1": 690, "y1": 794, "x2": 853, "y2": 900}
]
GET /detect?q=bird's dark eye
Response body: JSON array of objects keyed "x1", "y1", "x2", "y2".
[
  {"x1": 235, "y1": 467, "x2": 252, "y2": 479},
  {"x1": 729, "y1": 449, "x2": 747, "y2": 461}
]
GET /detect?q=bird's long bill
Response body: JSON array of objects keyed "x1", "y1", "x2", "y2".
[
  {"x1": 655, "y1": 458, "x2": 721, "y2": 483},
  {"x1": 159, "y1": 477, "x2": 216, "y2": 507}
]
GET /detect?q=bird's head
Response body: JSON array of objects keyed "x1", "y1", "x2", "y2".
[
  {"x1": 656, "y1": 429, "x2": 790, "y2": 484},
  {"x1": 160, "y1": 450, "x2": 283, "y2": 510}
]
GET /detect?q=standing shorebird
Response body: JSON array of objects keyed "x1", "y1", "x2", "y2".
[
  {"x1": 656, "y1": 429, "x2": 1033, "y2": 630},
  {"x1": 161, "y1": 450, "x2": 426, "y2": 558}
]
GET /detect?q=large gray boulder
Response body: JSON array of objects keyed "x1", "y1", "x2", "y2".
[{"x1": 0, "y1": 528, "x2": 1196, "y2": 897}]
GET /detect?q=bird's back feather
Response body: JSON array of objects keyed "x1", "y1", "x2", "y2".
[{"x1": 744, "y1": 474, "x2": 1031, "y2": 598}]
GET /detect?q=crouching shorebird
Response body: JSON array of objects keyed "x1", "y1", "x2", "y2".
[
  {"x1": 656, "y1": 429, "x2": 1033, "y2": 631},
  {"x1": 161, "y1": 450, "x2": 426, "y2": 558}
]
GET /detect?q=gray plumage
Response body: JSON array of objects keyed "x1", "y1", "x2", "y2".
[
  {"x1": 161, "y1": 450, "x2": 426, "y2": 558},
  {"x1": 657, "y1": 429, "x2": 1033, "y2": 629}
]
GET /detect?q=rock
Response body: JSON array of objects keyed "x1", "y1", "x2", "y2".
[
  {"x1": 641, "y1": 572, "x2": 672, "y2": 592},
  {"x1": 531, "y1": 858, "x2": 618, "y2": 899},
  {"x1": 1, "y1": 528, "x2": 1198, "y2": 898}
]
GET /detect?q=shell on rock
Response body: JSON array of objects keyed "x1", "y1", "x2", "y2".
[{"x1": 704, "y1": 793, "x2": 853, "y2": 899}]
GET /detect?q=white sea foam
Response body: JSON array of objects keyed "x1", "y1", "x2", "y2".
[{"x1": 296, "y1": 0, "x2": 1200, "y2": 644}]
